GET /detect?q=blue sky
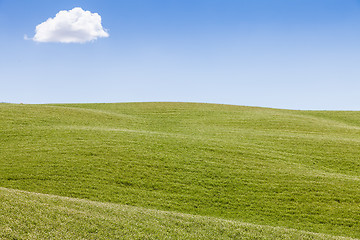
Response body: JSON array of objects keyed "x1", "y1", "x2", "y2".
[{"x1": 1, "y1": 0, "x2": 360, "y2": 110}]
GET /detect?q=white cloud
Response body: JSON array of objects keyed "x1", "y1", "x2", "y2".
[{"x1": 32, "y1": 7, "x2": 109, "y2": 43}]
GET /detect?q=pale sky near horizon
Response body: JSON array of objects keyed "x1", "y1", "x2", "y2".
[{"x1": 1, "y1": 0, "x2": 360, "y2": 110}]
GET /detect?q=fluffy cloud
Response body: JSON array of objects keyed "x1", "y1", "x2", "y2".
[{"x1": 32, "y1": 7, "x2": 109, "y2": 43}]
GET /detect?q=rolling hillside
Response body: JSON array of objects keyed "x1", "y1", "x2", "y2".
[
  {"x1": 0, "y1": 102, "x2": 359, "y2": 239},
  {"x1": 0, "y1": 187, "x2": 355, "y2": 240}
]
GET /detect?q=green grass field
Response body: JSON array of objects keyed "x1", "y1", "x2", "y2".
[{"x1": 1, "y1": 102, "x2": 359, "y2": 239}]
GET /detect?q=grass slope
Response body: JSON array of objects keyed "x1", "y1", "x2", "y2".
[
  {"x1": 0, "y1": 187, "x2": 356, "y2": 240},
  {"x1": 1, "y1": 102, "x2": 360, "y2": 238}
]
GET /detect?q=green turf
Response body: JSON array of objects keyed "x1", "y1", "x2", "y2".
[
  {"x1": 0, "y1": 187, "x2": 355, "y2": 240},
  {"x1": 1, "y1": 102, "x2": 360, "y2": 238}
]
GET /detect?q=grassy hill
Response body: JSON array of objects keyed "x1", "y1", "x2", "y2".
[
  {"x1": 0, "y1": 102, "x2": 359, "y2": 239},
  {"x1": 0, "y1": 187, "x2": 355, "y2": 240}
]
